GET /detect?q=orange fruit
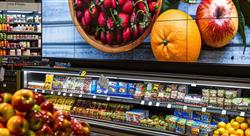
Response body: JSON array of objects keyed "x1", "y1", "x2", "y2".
[
  {"x1": 230, "y1": 134, "x2": 237, "y2": 136},
  {"x1": 150, "y1": 9, "x2": 201, "y2": 62},
  {"x1": 240, "y1": 122, "x2": 248, "y2": 130},
  {"x1": 245, "y1": 128, "x2": 250, "y2": 136},
  {"x1": 218, "y1": 122, "x2": 227, "y2": 129},
  {"x1": 214, "y1": 130, "x2": 220, "y2": 135},
  {"x1": 231, "y1": 119, "x2": 236, "y2": 124},
  {"x1": 235, "y1": 129, "x2": 244, "y2": 136},
  {"x1": 218, "y1": 128, "x2": 226, "y2": 134},
  {"x1": 232, "y1": 122, "x2": 240, "y2": 130},
  {"x1": 228, "y1": 127, "x2": 235, "y2": 134},
  {"x1": 226, "y1": 123, "x2": 232, "y2": 130},
  {"x1": 236, "y1": 117, "x2": 246, "y2": 123},
  {"x1": 247, "y1": 118, "x2": 250, "y2": 124}
]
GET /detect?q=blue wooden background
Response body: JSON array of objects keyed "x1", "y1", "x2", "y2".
[{"x1": 42, "y1": 0, "x2": 250, "y2": 64}]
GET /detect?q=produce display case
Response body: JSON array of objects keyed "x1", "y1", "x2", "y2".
[{"x1": 22, "y1": 66, "x2": 250, "y2": 136}]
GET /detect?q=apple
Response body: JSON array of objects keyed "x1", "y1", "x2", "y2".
[
  {"x1": 24, "y1": 130, "x2": 36, "y2": 136},
  {"x1": 40, "y1": 101, "x2": 54, "y2": 113},
  {"x1": 1, "y1": 93, "x2": 12, "y2": 103},
  {"x1": 32, "y1": 104, "x2": 41, "y2": 112},
  {"x1": 0, "y1": 95, "x2": 3, "y2": 103},
  {"x1": 0, "y1": 103, "x2": 15, "y2": 123},
  {"x1": 41, "y1": 111, "x2": 54, "y2": 128},
  {"x1": 7, "y1": 115, "x2": 29, "y2": 135},
  {"x1": 36, "y1": 124, "x2": 53, "y2": 136},
  {"x1": 12, "y1": 89, "x2": 35, "y2": 112},
  {"x1": 0, "y1": 128, "x2": 10, "y2": 136},
  {"x1": 28, "y1": 111, "x2": 44, "y2": 131},
  {"x1": 34, "y1": 92, "x2": 45, "y2": 105},
  {"x1": 54, "y1": 117, "x2": 72, "y2": 135},
  {"x1": 53, "y1": 110, "x2": 71, "y2": 121},
  {"x1": 0, "y1": 122, "x2": 4, "y2": 128},
  {"x1": 71, "y1": 118, "x2": 91, "y2": 136},
  {"x1": 196, "y1": 0, "x2": 238, "y2": 48}
]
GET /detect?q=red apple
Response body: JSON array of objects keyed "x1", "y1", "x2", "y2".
[
  {"x1": 0, "y1": 103, "x2": 15, "y2": 123},
  {"x1": 12, "y1": 89, "x2": 35, "y2": 112},
  {"x1": 41, "y1": 111, "x2": 54, "y2": 128},
  {"x1": 28, "y1": 111, "x2": 44, "y2": 131},
  {"x1": 0, "y1": 122, "x2": 4, "y2": 128},
  {"x1": 53, "y1": 110, "x2": 71, "y2": 121},
  {"x1": 1, "y1": 93, "x2": 12, "y2": 103},
  {"x1": 71, "y1": 118, "x2": 91, "y2": 136},
  {"x1": 54, "y1": 117, "x2": 72, "y2": 135},
  {"x1": 40, "y1": 101, "x2": 54, "y2": 113},
  {"x1": 196, "y1": 0, "x2": 238, "y2": 48},
  {"x1": 0, "y1": 128, "x2": 10, "y2": 136},
  {"x1": 34, "y1": 92, "x2": 45, "y2": 105},
  {"x1": 24, "y1": 130, "x2": 36, "y2": 136},
  {"x1": 7, "y1": 115, "x2": 29, "y2": 135},
  {"x1": 35, "y1": 124, "x2": 53, "y2": 136}
]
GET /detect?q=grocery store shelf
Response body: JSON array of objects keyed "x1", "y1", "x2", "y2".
[
  {"x1": 32, "y1": 89, "x2": 250, "y2": 118},
  {"x1": 0, "y1": 47, "x2": 41, "y2": 50},
  {"x1": 6, "y1": 22, "x2": 40, "y2": 25},
  {"x1": 0, "y1": 31, "x2": 41, "y2": 34},
  {"x1": 72, "y1": 115, "x2": 181, "y2": 136},
  {"x1": 7, "y1": 39, "x2": 39, "y2": 41}
]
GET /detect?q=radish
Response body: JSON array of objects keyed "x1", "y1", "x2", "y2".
[
  {"x1": 132, "y1": 25, "x2": 139, "y2": 39},
  {"x1": 90, "y1": 4, "x2": 99, "y2": 19},
  {"x1": 107, "y1": 17, "x2": 115, "y2": 30},
  {"x1": 103, "y1": 0, "x2": 112, "y2": 8},
  {"x1": 118, "y1": 0, "x2": 126, "y2": 7},
  {"x1": 149, "y1": 1, "x2": 158, "y2": 13},
  {"x1": 116, "y1": 31, "x2": 123, "y2": 44},
  {"x1": 94, "y1": 28, "x2": 100, "y2": 40},
  {"x1": 106, "y1": 31, "x2": 114, "y2": 45},
  {"x1": 130, "y1": 11, "x2": 136, "y2": 24},
  {"x1": 76, "y1": 11, "x2": 83, "y2": 20},
  {"x1": 83, "y1": 9, "x2": 92, "y2": 26},
  {"x1": 111, "y1": 0, "x2": 117, "y2": 9},
  {"x1": 98, "y1": 12, "x2": 106, "y2": 27},
  {"x1": 76, "y1": 0, "x2": 83, "y2": 10},
  {"x1": 122, "y1": 1, "x2": 133, "y2": 15},
  {"x1": 118, "y1": 13, "x2": 129, "y2": 28},
  {"x1": 100, "y1": 30, "x2": 106, "y2": 44},
  {"x1": 138, "y1": 24, "x2": 145, "y2": 35},
  {"x1": 138, "y1": 2, "x2": 147, "y2": 12},
  {"x1": 123, "y1": 27, "x2": 131, "y2": 43}
]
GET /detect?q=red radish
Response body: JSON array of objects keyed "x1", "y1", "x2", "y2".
[
  {"x1": 111, "y1": 0, "x2": 117, "y2": 9},
  {"x1": 100, "y1": 31, "x2": 106, "y2": 44},
  {"x1": 76, "y1": 11, "x2": 83, "y2": 20},
  {"x1": 81, "y1": 16, "x2": 90, "y2": 33},
  {"x1": 122, "y1": 1, "x2": 133, "y2": 15},
  {"x1": 132, "y1": 25, "x2": 139, "y2": 39},
  {"x1": 130, "y1": 11, "x2": 136, "y2": 24},
  {"x1": 138, "y1": 2, "x2": 147, "y2": 12},
  {"x1": 83, "y1": 9, "x2": 92, "y2": 26},
  {"x1": 123, "y1": 27, "x2": 131, "y2": 43},
  {"x1": 116, "y1": 31, "x2": 122, "y2": 44},
  {"x1": 94, "y1": 29, "x2": 100, "y2": 40},
  {"x1": 107, "y1": 17, "x2": 115, "y2": 30},
  {"x1": 103, "y1": 0, "x2": 112, "y2": 8},
  {"x1": 90, "y1": 5, "x2": 99, "y2": 19},
  {"x1": 76, "y1": 0, "x2": 83, "y2": 10},
  {"x1": 118, "y1": 13, "x2": 129, "y2": 28},
  {"x1": 118, "y1": 0, "x2": 126, "y2": 7},
  {"x1": 106, "y1": 31, "x2": 114, "y2": 45},
  {"x1": 149, "y1": 1, "x2": 159, "y2": 13},
  {"x1": 138, "y1": 24, "x2": 144, "y2": 35},
  {"x1": 98, "y1": 12, "x2": 106, "y2": 27},
  {"x1": 90, "y1": 27, "x2": 96, "y2": 35}
]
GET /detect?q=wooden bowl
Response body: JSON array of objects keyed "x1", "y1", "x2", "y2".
[{"x1": 68, "y1": 0, "x2": 162, "y2": 53}]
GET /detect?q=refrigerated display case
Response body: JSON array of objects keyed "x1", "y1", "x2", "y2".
[{"x1": 22, "y1": 66, "x2": 250, "y2": 136}]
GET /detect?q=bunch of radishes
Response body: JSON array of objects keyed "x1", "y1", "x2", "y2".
[{"x1": 75, "y1": 0, "x2": 159, "y2": 45}]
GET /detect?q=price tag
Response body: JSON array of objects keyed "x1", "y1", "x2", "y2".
[
  {"x1": 191, "y1": 84, "x2": 197, "y2": 87},
  {"x1": 202, "y1": 107, "x2": 206, "y2": 112},
  {"x1": 58, "y1": 92, "x2": 61, "y2": 95},
  {"x1": 80, "y1": 70, "x2": 87, "y2": 77},
  {"x1": 63, "y1": 93, "x2": 66, "y2": 96},
  {"x1": 221, "y1": 110, "x2": 227, "y2": 115},
  {"x1": 42, "y1": 90, "x2": 45, "y2": 93},
  {"x1": 93, "y1": 95, "x2": 96, "y2": 99},
  {"x1": 106, "y1": 97, "x2": 110, "y2": 101},
  {"x1": 183, "y1": 106, "x2": 187, "y2": 110},
  {"x1": 140, "y1": 100, "x2": 145, "y2": 105},
  {"x1": 240, "y1": 112, "x2": 245, "y2": 117},
  {"x1": 167, "y1": 103, "x2": 172, "y2": 109},
  {"x1": 148, "y1": 101, "x2": 152, "y2": 106},
  {"x1": 51, "y1": 91, "x2": 54, "y2": 95},
  {"x1": 79, "y1": 94, "x2": 82, "y2": 98},
  {"x1": 156, "y1": 102, "x2": 160, "y2": 107},
  {"x1": 69, "y1": 93, "x2": 73, "y2": 97}
]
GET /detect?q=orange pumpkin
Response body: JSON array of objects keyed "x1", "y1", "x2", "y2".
[{"x1": 150, "y1": 9, "x2": 201, "y2": 62}]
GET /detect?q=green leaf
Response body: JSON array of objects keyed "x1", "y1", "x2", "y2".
[
  {"x1": 232, "y1": 0, "x2": 247, "y2": 54},
  {"x1": 161, "y1": 0, "x2": 180, "y2": 13}
]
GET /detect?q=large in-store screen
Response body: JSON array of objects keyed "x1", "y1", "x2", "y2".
[{"x1": 42, "y1": 0, "x2": 250, "y2": 64}]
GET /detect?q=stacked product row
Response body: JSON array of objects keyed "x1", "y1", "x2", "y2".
[{"x1": 36, "y1": 75, "x2": 250, "y2": 111}]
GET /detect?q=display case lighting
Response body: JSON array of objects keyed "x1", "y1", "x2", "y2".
[{"x1": 7, "y1": 11, "x2": 33, "y2": 14}]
